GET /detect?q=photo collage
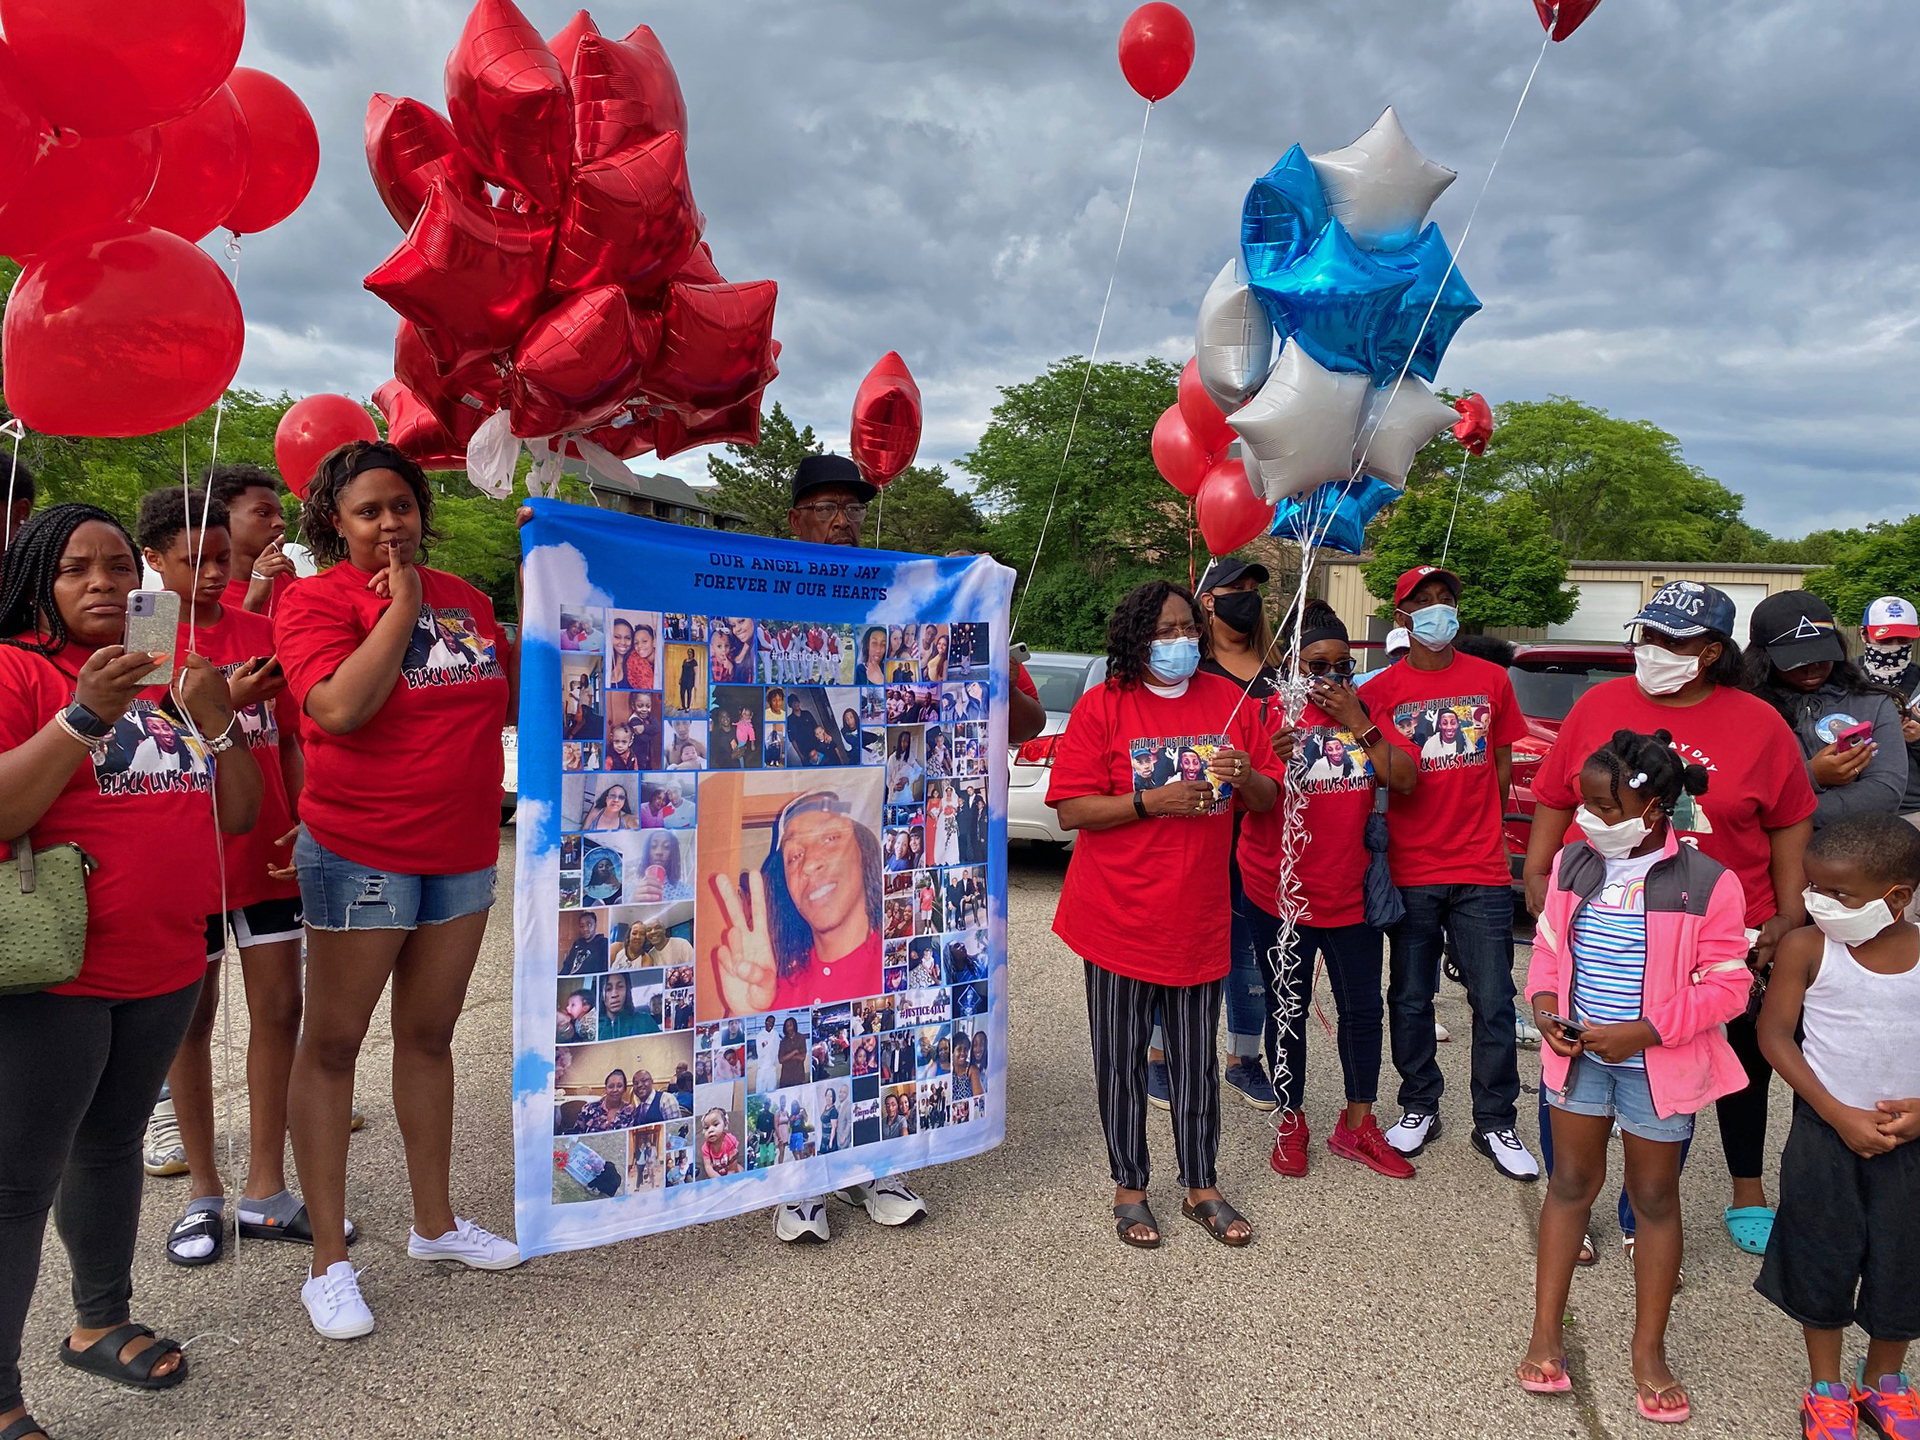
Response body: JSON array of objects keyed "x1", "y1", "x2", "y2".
[{"x1": 550, "y1": 608, "x2": 999, "y2": 1205}]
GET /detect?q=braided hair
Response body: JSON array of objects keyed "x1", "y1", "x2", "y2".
[
  {"x1": 0, "y1": 503, "x2": 136, "y2": 657},
  {"x1": 1106, "y1": 580, "x2": 1204, "y2": 691},
  {"x1": 1583, "y1": 728, "x2": 1708, "y2": 816},
  {"x1": 299, "y1": 440, "x2": 438, "y2": 568}
]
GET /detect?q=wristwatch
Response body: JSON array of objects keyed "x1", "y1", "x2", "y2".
[
  {"x1": 1132, "y1": 791, "x2": 1149, "y2": 821},
  {"x1": 1358, "y1": 725, "x2": 1383, "y2": 749},
  {"x1": 61, "y1": 700, "x2": 114, "y2": 743}
]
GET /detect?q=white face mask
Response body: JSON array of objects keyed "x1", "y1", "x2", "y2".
[
  {"x1": 1633, "y1": 643, "x2": 1701, "y2": 696},
  {"x1": 1804, "y1": 888, "x2": 1898, "y2": 947},
  {"x1": 1577, "y1": 806, "x2": 1652, "y2": 860}
]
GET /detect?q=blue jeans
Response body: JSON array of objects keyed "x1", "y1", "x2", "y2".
[
  {"x1": 1386, "y1": 883, "x2": 1520, "y2": 1132},
  {"x1": 1244, "y1": 904, "x2": 1385, "y2": 1113},
  {"x1": 1538, "y1": 1084, "x2": 1694, "y2": 1237},
  {"x1": 296, "y1": 830, "x2": 496, "y2": 931},
  {"x1": 1152, "y1": 867, "x2": 1265, "y2": 1060}
]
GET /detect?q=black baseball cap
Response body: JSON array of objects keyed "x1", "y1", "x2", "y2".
[
  {"x1": 1750, "y1": 590, "x2": 1845, "y2": 671},
  {"x1": 791, "y1": 454, "x2": 876, "y2": 506},
  {"x1": 1196, "y1": 556, "x2": 1270, "y2": 594}
]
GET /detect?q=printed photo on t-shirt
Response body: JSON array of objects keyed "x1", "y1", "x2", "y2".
[
  {"x1": 1391, "y1": 696, "x2": 1490, "y2": 771},
  {"x1": 1296, "y1": 722, "x2": 1376, "y2": 794},
  {"x1": 1128, "y1": 733, "x2": 1233, "y2": 812},
  {"x1": 403, "y1": 606, "x2": 499, "y2": 685},
  {"x1": 92, "y1": 699, "x2": 212, "y2": 795}
]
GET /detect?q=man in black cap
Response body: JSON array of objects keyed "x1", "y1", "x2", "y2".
[{"x1": 788, "y1": 454, "x2": 876, "y2": 547}]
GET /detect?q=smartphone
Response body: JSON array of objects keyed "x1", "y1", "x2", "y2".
[
  {"x1": 124, "y1": 590, "x2": 179, "y2": 686},
  {"x1": 1833, "y1": 720, "x2": 1874, "y2": 754},
  {"x1": 1542, "y1": 1012, "x2": 1586, "y2": 1039},
  {"x1": 1010, "y1": 641, "x2": 1031, "y2": 665}
]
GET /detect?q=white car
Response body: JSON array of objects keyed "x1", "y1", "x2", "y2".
[
  {"x1": 1006, "y1": 650, "x2": 1107, "y2": 847},
  {"x1": 501, "y1": 624, "x2": 519, "y2": 824}
]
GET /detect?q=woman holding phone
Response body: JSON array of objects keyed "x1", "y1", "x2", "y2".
[
  {"x1": 0, "y1": 504, "x2": 261, "y2": 1439},
  {"x1": 275, "y1": 442, "x2": 522, "y2": 1342}
]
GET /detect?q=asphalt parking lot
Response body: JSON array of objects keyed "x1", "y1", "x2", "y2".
[{"x1": 17, "y1": 835, "x2": 1821, "y2": 1439}]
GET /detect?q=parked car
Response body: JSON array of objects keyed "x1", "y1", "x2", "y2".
[
  {"x1": 501, "y1": 623, "x2": 519, "y2": 825},
  {"x1": 1006, "y1": 650, "x2": 1108, "y2": 846},
  {"x1": 1500, "y1": 641, "x2": 1635, "y2": 881}
]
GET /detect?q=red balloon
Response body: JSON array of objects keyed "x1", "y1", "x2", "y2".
[
  {"x1": 1451, "y1": 391, "x2": 1494, "y2": 456},
  {"x1": 223, "y1": 69, "x2": 319, "y2": 236},
  {"x1": 274, "y1": 394, "x2": 379, "y2": 499},
  {"x1": 3, "y1": 225, "x2": 244, "y2": 437},
  {"x1": 394, "y1": 320, "x2": 505, "y2": 429},
  {"x1": 444, "y1": 0, "x2": 573, "y2": 211},
  {"x1": 0, "y1": 41, "x2": 50, "y2": 213},
  {"x1": 1533, "y1": 0, "x2": 1603, "y2": 40},
  {"x1": 1151, "y1": 403, "x2": 1211, "y2": 497},
  {"x1": 372, "y1": 379, "x2": 473, "y2": 470},
  {"x1": 507, "y1": 286, "x2": 655, "y2": 439},
  {"x1": 1194, "y1": 455, "x2": 1274, "y2": 555},
  {"x1": 563, "y1": 24, "x2": 688, "y2": 166},
  {"x1": 652, "y1": 393, "x2": 763, "y2": 461},
  {"x1": 1177, "y1": 358, "x2": 1233, "y2": 454},
  {"x1": 641, "y1": 280, "x2": 779, "y2": 416},
  {"x1": 365, "y1": 94, "x2": 487, "y2": 232},
  {"x1": 0, "y1": 127, "x2": 158, "y2": 262},
  {"x1": 133, "y1": 85, "x2": 250, "y2": 244},
  {"x1": 849, "y1": 351, "x2": 922, "y2": 487},
  {"x1": 673, "y1": 241, "x2": 724, "y2": 286},
  {"x1": 365, "y1": 181, "x2": 553, "y2": 358},
  {"x1": 0, "y1": 0, "x2": 244, "y2": 136},
  {"x1": 1118, "y1": 4, "x2": 1194, "y2": 103},
  {"x1": 548, "y1": 130, "x2": 700, "y2": 297}
]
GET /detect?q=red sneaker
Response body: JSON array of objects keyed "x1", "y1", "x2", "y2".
[
  {"x1": 1328, "y1": 1113, "x2": 1417, "y2": 1179},
  {"x1": 1269, "y1": 1111, "x2": 1309, "y2": 1178}
]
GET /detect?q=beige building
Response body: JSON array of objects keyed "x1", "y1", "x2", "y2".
[{"x1": 1319, "y1": 558, "x2": 1818, "y2": 645}]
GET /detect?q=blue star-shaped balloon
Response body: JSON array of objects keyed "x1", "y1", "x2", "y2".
[
  {"x1": 1269, "y1": 473, "x2": 1401, "y2": 555},
  {"x1": 1241, "y1": 144, "x2": 1329, "y2": 280},
  {"x1": 1373, "y1": 224, "x2": 1483, "y2": 383},
  {"x1": 1247, "y1": 220, "x2": 1413, "y2": 377}
]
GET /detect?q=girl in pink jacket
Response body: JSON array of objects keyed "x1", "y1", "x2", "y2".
[{"x1": 1518, "y1": 728, "x2": 1751, "y2": 1424}]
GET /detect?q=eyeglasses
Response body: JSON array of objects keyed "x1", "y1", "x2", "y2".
[
  {"x1": 1152, "y1": 623, "x2": 1202, "y2": 641},
  {"x1": 794, "y1": 501, "x2": 868, "y2": 522},
  {"x1": 1303, "y1": 658, "x2": 1357, "y2": 678}
]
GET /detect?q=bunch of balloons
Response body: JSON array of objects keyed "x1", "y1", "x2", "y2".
[
  {"x1": 0, "y1": 0, "x2": 317, "y2": 438},
  {"x1": 1154, "y1": 108, "x2": 1493, "y2": 555},
  {"x1": 362, "y1": 0, "x2": 780, "y2": 495}
]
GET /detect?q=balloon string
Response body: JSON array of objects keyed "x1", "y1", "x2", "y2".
[
  {"x1": 873, "y1": 489, "x2": 885, "y2": 550},
  {"x1": 1186, "y1": 497, "x2": 1195, "y2": 591},
  {"x1": 4, "y1": 418, "x2": 24, "y2": 551},
  {"x1": 1440, "y1": 447, "x2": 1472, "y2": 568},
  {"x1": 1011, "y1": 98, "x2": 1155, "y2": 640}
]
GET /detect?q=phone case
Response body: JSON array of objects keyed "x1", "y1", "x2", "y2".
[{"x1": 124, "y1": 591, "x2": 179, "y2": 686}]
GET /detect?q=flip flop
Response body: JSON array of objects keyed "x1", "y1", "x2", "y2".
[
  {"x1": 1518, "y1": 1358, "x2": 1572, "y2": 1394},
  {"x1": 57, "y1": 1323, "x2": 187, "y2": 1392},
  {"x1": 1112, "y1": 1201, "x2": 1161, "y2": 1250},
  {"x1": 1636, "y1": 1379, "x2": 1691, "y2": 1424},
  {"x1": 1181, "y1": 1196, "x2": 1253, "y2": 1248},
  {"x1": 1576, "y1": 1232, "x2": 1597, "y2": 1266},
  {"x1": 1723, "y1": 1205, "x2": 1774, "y2": 1256},
  {"x1": 164, "y1": 1207, "x2": 224, "y2": 1268},
  {"x1": 237, "y1": 1203, "x2": 356, "y2": 1247},
  {"x1": 1, "y1": 1415, "x2": 50, "y2": 1440}
]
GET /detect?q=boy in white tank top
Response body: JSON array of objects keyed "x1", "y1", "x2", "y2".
[{"x1": 1757, "y1": 812, "x2": 1920, "y2": 1440}]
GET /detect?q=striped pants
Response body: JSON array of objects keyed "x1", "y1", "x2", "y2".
[{"x1": 1084, "y1": 962, "x2": 1223, "y2": 1190}]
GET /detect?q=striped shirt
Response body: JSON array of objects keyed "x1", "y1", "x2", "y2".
[{"x1": 1568, "y1": 851, "x2": 1660, "y2": 1069}]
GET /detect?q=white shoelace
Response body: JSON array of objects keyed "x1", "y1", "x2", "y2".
[{"x1": 316, "y1": 1266, "x2": 367, "y2": 1313}]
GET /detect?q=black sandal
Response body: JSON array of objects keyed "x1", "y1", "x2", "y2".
[
  {"x1": 56, "y1": 1323, "x2": 188, "y2": 1391},
  {"x1": 1182, "y1": 1196, "x2": 1253, "y2": 1248},
  {"x1": 2, "y1": 1414, "x2": 51, "y2": 1440},
  {"x1": 236, "y1": 1203, "x2": 355, "y2": 1246},
  {"x1": 1113, "y1": 1201, "x2": 1162, "y2": 1249},
  {"x1": 165, "y1": 1208, "x2": 224, "y2": 1268}
]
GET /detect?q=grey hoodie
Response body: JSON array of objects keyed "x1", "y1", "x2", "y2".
[{"x1": 1776, "y1": 682, "x2": 1909, "y2": 827}]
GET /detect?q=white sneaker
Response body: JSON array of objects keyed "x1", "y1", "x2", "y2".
[
  {"x1": 775, "y1": 1198, "x2": 830, "y2": 1244},
  {"x1": 301, "y1": 1262, "x2": 374, "y2": 1340},
  {"x1": 838, "y1": 1175, "x2": 927, "y2": 1227},
  {"x1": 1384, "y1": 1111, "x2": 1440, "y2": 1157},
  {"x1": 407, "y1": 1217, "x2": 522, "y2": 1270},
  {"x1": 1515, "y1": 1013, "x2": 1542, "y2": 1049},
  {"x1": 1473, "y1": 1126, "x2": 1542, "y2": 1182},
  {"x1": 143, "y1": 1097, "x2": 187, "y2": 1177},
  {"x1": 1434, "y1": 1020, "x2": 1451, "y2": 1043}
]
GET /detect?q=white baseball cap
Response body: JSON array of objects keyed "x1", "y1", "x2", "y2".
[
  {"x1": 1384, "y1": 626, "x2": 1411, "y2": 656},
  {"x1": 1864, "y1": 596, "x2": 1920, "y2": 642}
]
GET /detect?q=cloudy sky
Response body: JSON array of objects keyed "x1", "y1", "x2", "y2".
[{"x1": 231, "y1": 0, "x2": 1917, "y2": 538}]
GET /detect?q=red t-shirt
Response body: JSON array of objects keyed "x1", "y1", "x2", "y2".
[
  {"x1": 1238, "y1": 695, "x2": 1376, "y2": 927},
  {"x1": 1365, "y1": 650, "x2": 1528, "y2": 887},
  {"x1": 223, "y1": 571, "x2": 297, "y2": 621},
  {"x1": 0, "y1": 642, "x2": 220, "y2": 999},
  {"x1": 275, "y1": 563, "x2": 509, "y2": 875},
  {"x1": 179, "y1": 606, "x2": 299, "y2": 909},
  {"x1": 1046, "y1": 672, "x2": 1270, "y2": 985},
  {"x1": 1530, "y1": 677, "x2": 1817, "y2": 928},
  {"x1": 774, "y1": 929, "x2": 884, "y2": 1010},
  {"x1": 1014, "y1": 661, "x2": 1037, "y2": 699}
]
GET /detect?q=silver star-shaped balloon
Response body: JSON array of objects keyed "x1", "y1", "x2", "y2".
[
  {"x1": 1194, "y1": 257, "x2": 1275, "y2": 413},
  {"x1": 1353, "y1": 377, "x2": 1459, "y2": 488},
  {"x1": 1309, "y1": 107, "x2": 1456, "y2": 252},
  {"x1": 1228, "y1": 340, "x2": 1371, "y2": 504}
]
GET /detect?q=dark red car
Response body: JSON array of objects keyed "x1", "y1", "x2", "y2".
[{"x1": 1500, "y1": 641, "x2": 1636, "y2": 883}]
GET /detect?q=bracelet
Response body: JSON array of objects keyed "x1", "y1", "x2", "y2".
[
  {"x1": 1132, "y1": 791, "x2": 1148, "y2": 821},
  {"x1": 53, "y1": 708, "x2": 112, "y2": 758},
  {"x1": 251, "y1": 569, "x2": 273, "y2": 581},
  {"x1": 201, "y1": 715, "x2": 240, "y2": 756}
]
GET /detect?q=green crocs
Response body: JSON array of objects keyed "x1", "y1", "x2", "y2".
[{"x1": 1723, "y1": 1204, "x2": 1774, "y2": 1255}]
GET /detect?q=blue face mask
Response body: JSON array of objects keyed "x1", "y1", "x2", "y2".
[
  {"x1": 1408, "y1": 603, "x2": 1459, "y2": 652},
  {"x1": 1148, "y1": 637, "x2": 1201, "y2": 682}
]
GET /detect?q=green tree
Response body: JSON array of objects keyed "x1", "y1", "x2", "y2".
[
  {"x1": 866, "y1": 462, "x2": 986, "y2": 556},
  {"x1": 1362, "y1": 484, "x2": 1575, "y2": 629},
  {"x1": 703, "y1": 402, "x2": 823, "y2": 537},
  {"x1": 1802, "y1": 519, "x2": 1919, "y2": 623},
  {"x1": 961, "y1": 357, "x2": 1185, "y2": 647}
]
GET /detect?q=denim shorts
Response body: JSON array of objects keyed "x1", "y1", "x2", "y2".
[
  {"x1": 295, "y1": 829, "x2": 496, "y2": 932},
  {"x1": 1550, "y1": 1057, "x2": 1695, "y2": 1143}
]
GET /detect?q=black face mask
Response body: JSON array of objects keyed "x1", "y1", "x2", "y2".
[{"x1": 1211, "y1": 590, "x2": 1264, "y2": 636}]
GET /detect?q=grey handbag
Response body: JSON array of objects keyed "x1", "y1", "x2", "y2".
[
  {"x1": 1362, "y1": 789, "x2": 1405, "y2": 930},
  {"x1": 0, "y1": 831, "x2": 93, "y2": 995}
]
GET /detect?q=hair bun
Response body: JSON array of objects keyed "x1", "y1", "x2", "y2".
[
  {"x1": 1682, "y1": 762, "x2": 1710, "y2": 797},
  {"x1": 1652, "y1": 728, "x2": 1675, "y2": 747}
]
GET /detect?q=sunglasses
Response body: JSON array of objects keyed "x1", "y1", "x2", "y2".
[{"x1": 1302, "y1": 658, "x2": 1357, "y2": 678}]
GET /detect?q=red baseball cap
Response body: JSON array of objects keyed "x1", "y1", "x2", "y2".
[{"x1": 1393, "y1": 565, "x2": 1461, "y2": 611}]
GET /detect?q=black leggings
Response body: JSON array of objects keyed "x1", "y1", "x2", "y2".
[
  {"x1": 1714, "y1": 1010, "x2": 1773, "y2": 1182},
  {"x1": 0, "y1": 980, "x2": 202, "y2": 1413}
]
